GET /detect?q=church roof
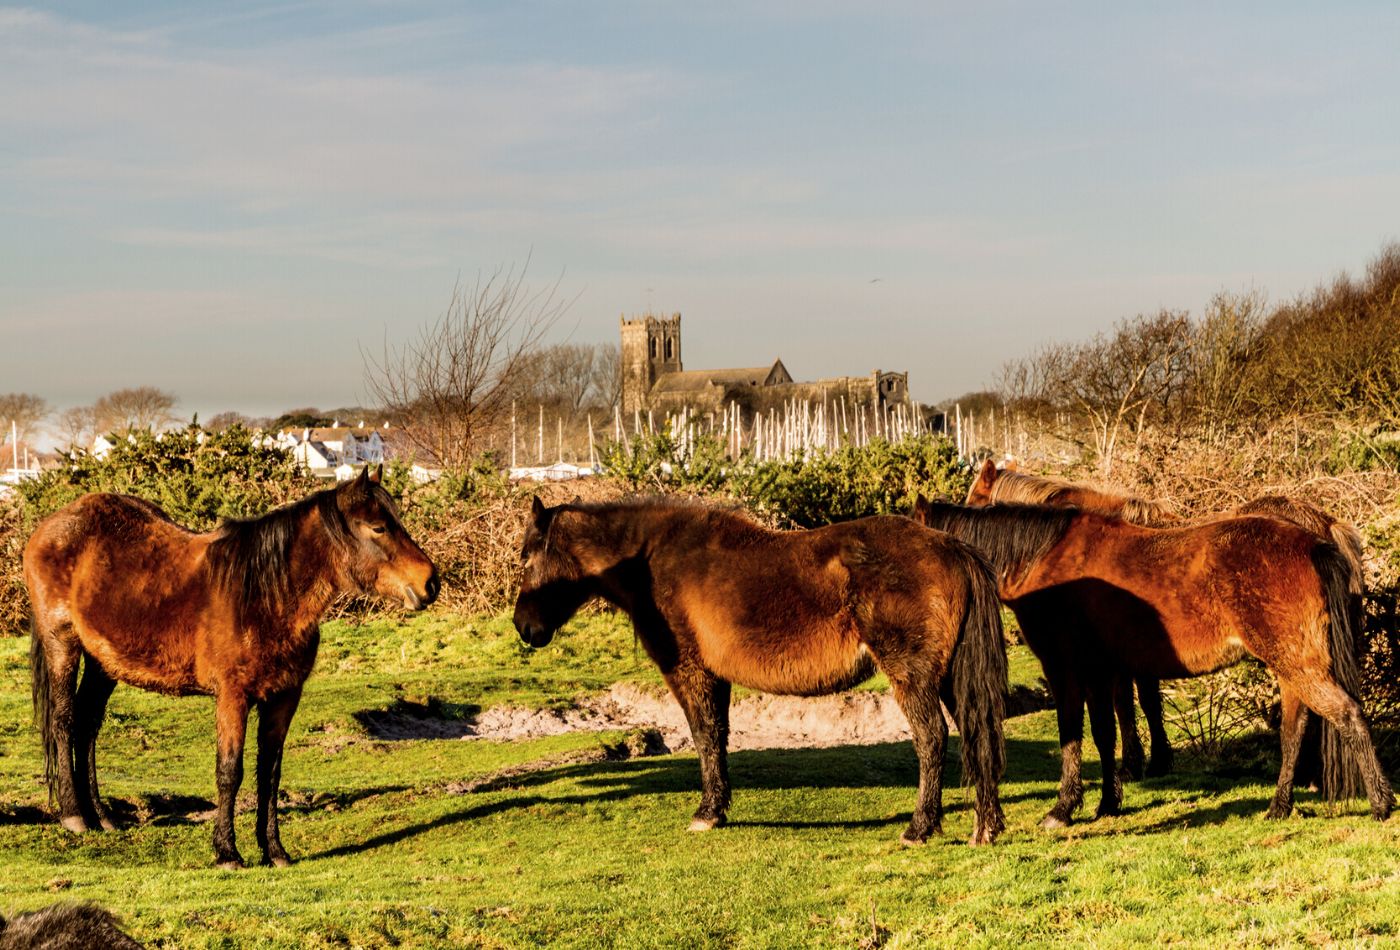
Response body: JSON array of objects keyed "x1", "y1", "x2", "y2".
[{"x1": 652, "y1": 361, "x2": 790, "y2": 393}]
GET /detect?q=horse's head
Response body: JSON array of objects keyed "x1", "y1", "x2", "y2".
[
  {"x1": 964, "y1": 458, "x2": 1001, "y2": 507},
  {"x1": 336, "y1": 466, "x2": 439, "y2": 610},
  {"x1": 513, "y1": 495, "x2": 591, "y2": 648}
]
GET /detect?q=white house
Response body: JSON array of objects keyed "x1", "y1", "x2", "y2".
[{"x1": 277, "y1": 424, "x2": 387, "y2": 472}]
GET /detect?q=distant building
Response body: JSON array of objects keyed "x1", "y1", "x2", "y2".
[
  {"x1": 276, "y1": 424, "x2": 386, "y2": 475},
  {"x1": 619, "y1": 313, "x2": 910, "y2": 418}
]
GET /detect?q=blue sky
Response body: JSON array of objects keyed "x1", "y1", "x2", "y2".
[{"x1": 3, "y1": 2, "x2": 1398, "y2": 418}]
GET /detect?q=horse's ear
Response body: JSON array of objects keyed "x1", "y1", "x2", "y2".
[
  {"x1": 531, "y1": 495, "x2": 548, "y2": 524},
  {"x1": 977, "y1": 458, "x2": 998, "y2": 490},
  {"x1": 355, "y1": 465, "x2": 371, "y2": 488},
  {"x1": 369, "y1": 464, "x2": 383, "y2": 484},
  {"x1": 912, "y1": 494, "x2": 932, "y2": 520},
  {"x1": 569, "y1": 495, "x2": 582, "y2": 507},
  {"x1": 1004, "y1": 458, "x2": 1020, "y2": 472}
]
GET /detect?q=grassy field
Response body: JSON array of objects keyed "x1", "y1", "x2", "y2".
[{"x1": 2, "y1": 612, "x2": 1399, "y2": 948}]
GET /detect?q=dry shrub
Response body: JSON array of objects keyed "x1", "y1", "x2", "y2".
[
  {"x1": 0, "y1": 494, "x2": 27, "y2": 634},
  {"x1": 1161, "y1": 661, "x2": 1278, "y2": 762},
  {"x1": 396, "y1": 476, "x2": 630, "y2": 617}
]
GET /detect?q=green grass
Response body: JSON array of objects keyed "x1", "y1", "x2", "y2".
[{"x1": 3, "y1": 612, "x2": 1400, "y2": 947}]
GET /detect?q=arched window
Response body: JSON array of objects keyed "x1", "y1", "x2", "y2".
[
  {"x1": 665, "y1": 338, "x2": 673, "y2": 360},
  {"x1": 650, "y1": 338, "x2": 657, "y2": 359}
]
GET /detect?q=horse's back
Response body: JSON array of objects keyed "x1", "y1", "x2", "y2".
[
  {"x1": 671, "y1": 515, "x2": 973, "y2": 695},
  {"x1": 25, "y1": 493, "x2": 214, "y2": 692}
]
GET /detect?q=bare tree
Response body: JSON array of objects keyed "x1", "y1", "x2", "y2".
[
  {"x1": 91, "y1": 387, "x2": 178, "y2": 434},
  {"x1": 590, "y1": 343, "x2": 621, "y2": 410},
  {"x1": 362, "y1": 263, "x2": 572, "y2": 469},
  {"x1": 0, "y1": 393, "x2": 48, "y2": 444},
  {"x1": 513, "y1": 342, "x2": 622, "y2": 413},
  {"x1": 1001, "y1": 311, "x2": 1192, "y2": 475},
  {"x1": 206, "y1": 411, "x2": 267, "y2": 432},
  {"x1": 55, "y1": 405, "x2": 95, "y2": 450}
]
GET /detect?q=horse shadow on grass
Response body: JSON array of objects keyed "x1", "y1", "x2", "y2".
[
  {"x1": 313, "y1": 736, "x2": 1067, "y2": 860},
  {"x1": 1062, "y1": 727, "x2": 1394, "y2": 835},
  {"x1": 311, "y1": 724, "x2": 1389, "y2": 860}
]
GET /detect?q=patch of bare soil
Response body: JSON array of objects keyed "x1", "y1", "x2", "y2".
[
  {"x1": 360, "y1": 684, "x2": 917, "y2": 751},
  {"x1": 359, "y1": 682, "x2": 1051, "y2": 751}
]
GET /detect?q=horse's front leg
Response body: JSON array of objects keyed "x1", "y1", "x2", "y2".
[
  {"x1": 212, "y1": 690, "x2": 250, "y2": 869},
  {"x1": 663, "y1": 664, "x2": 731, "y2": 831},
  {"x1": 1087, "y1": 684, "x2": 1123, "y2": 818},
  {"x1": 1114, "y1": 674, "x2": 1145, "y2": 782},
  {"x1": 255, "y1": 685, "x2": 303, "y2": 867},
  {"x1": 1137, "y1": 676, "x2": 1174, "y2": 778},
  {"x1": 1042, "y1": 667, "x2": 1085, "y2": 830}
]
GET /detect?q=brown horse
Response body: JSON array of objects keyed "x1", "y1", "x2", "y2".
[
  {"x1": 512, "y1": 497, "x2": 1009, "y2": 845},
  {"x1": 912, "y1": 496, "x2": 1392, "y2": 828},
  {"x1": 965, "y1": 460, "x2": 1366, "y2": 782},
  {"x1": 23, "y1": 467, "x2": 438, "y2": 868}
]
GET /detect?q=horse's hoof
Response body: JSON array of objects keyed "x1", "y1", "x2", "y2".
[
  {"x1": 59, "y1": 815, "x2": 92, "y2": 834},
  {"x1": 98, "y1": 817, "x2": 117, "y2": 831},
  {"x1": 899, "y1": 832, "x2": 927, "y2": 847},
  {"x1": 265, "y1": 853, "x2": 295, "y2": 868},
  {"x1": 1264, "y1": 802, "x2": 1292, "y2": 820},
  {"x1": 687, "y1": 815, "x2": 724, "y2": 832},
  {"x1": 215, "y1": 855, "x2": 246, "y2": 870},
  {"x1": 1040, "y1": 813, "x2": 1071, "y2": 830},
  {"x1": 967, "y1": 832, "x2": 996, "y2": 846},
  {"x1": 1145, "y1": 761, "x2": 1172, "y2": 779}
]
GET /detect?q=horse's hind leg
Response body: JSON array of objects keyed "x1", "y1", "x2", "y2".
[
  {"x1": 1137, "y1": 676, "x2": 1174, "y2": 778},
  {"x1": 1292, "y1": 676, "x2": 1394, "y2": 820},
  {"x1": 37, "y1": 632, "x2": 92, "y2": 834},
  {"x1": 1266, "y1": 683, "x2": 1309, "y2": 819},
  {"x1": 72, "y1": 658, "x2": 117, "y2": 830},
  {"x1": 887, "y1": 667, "x2": 948, "y2": 845},
  {"x1": 1114, "y1": 675, "x2": 1144, "y2": 782},
  {"x1": 664, "y1": 664, "x2": 731, "y2": 831}
]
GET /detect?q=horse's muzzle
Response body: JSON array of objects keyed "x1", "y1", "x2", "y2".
[{"x1": 514, "y1": 619, "x2": 555, "y2": 648}]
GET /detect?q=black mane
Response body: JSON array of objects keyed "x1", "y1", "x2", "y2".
[
  {"x1": 918, "y1": 501, "x2": 1076, "y2": 579},
  {"x1": 206, "y1": 487, "x2": 354, "y2": 625}
]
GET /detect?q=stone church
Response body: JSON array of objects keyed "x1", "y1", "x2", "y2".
[{"x1": 620, "y1": 312, "x2": 911, "y2": 418}]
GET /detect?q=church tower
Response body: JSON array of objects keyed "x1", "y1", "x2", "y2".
[{"x1": 620, "y1": 312, "x2": 682, "y2": 417}]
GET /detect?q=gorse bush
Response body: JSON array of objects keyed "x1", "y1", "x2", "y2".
[
  {"x1": 600, "y1": 431, "x2": 971, "y2": 527},
  {"x1": 734, "y1": 435, "x2": 970, "y2": 528},
  {"x1": 17, "y1": 424, "x2": 311, "y2": 531}
]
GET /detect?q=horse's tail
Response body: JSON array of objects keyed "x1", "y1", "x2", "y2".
[
  {"x1": 29, "y1": 614, "x2": 58, "y2": 805},
  {"x1": 949, "y1": 544, "x2": 1007, "y2": 842},
  {"x1": 1314, "y1": 541, "x2": 1365, "y2": 803}
]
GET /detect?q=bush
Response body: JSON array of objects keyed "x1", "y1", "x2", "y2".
[
  {"x1": 734, "y1": 435, "x2": 970, "y2": 528},
  {"x1": 17, "y1": 424, "x2": 311, "y2": 531},
  {"x1": 599, "y1": 432, "x2": 971, "y2": 528},
  {"x1": 0, "y1": 425, "x2": 314, "y2": 635}
]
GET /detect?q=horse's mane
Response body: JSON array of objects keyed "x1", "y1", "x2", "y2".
[
  {"x1": 991, "y1": 470, "x2": 1177, "y2": 527},
  {"x1": 206, "y1": 488, "x2": 354, "y2": 625},
  {"x1": 918, "y1": 500, "x2": 1076, "y2": 579}
]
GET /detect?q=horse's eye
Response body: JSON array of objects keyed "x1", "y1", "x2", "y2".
[{"x1": 370, "y1": 525, "x2": 387, "y2": 536}]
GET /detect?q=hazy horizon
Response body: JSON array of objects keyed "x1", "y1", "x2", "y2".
[{"x1": 4, "y1": 3, "x2": 1399, "y2": 425}]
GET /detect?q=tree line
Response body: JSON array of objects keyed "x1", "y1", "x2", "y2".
[{"x1": 992, "y1": 242, "x2": 1400, "y2": 474}]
